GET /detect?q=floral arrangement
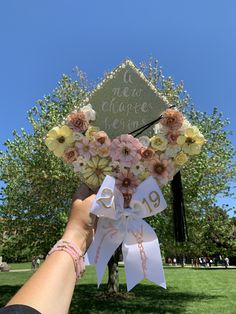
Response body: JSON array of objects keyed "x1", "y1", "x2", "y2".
[{"x1": 45, "y1": 104, "x2": 205, "y2": 198}]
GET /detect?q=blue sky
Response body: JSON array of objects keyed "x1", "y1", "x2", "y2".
[{"x1": 0, "y1": 0, "x2": 235, "y2": 213}]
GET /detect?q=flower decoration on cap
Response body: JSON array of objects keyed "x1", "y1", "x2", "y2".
[
  {"x1": 45, "y1": 104, "x2": 205, "y2": 197},
  {"x1": 45, "y1": 125, "x2": 74, "y2": 157}
]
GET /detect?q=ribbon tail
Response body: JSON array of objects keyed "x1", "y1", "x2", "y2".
[
  {"x1": 84, "y1": 253, "x2": 90, "y2": 266},
  {"x1": 122, "y1": 218, "x2": 166, "y2": 291},
  {"x1": 87, "y1": 217, "x2": 124, "y2": 287}
]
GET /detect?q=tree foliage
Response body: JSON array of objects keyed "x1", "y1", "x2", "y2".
[
  {"x1": 0, "y1": 59, "x2": 235, "y2": 262},
  {"x1": 0, "y1": 75, "x2": 87, "y2": 260}
]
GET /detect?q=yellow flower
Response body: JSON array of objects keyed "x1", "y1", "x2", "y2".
[
  {"x1": 85, "y1": 126, "x2": 100, "y2": 140},
  {"x1": 45, "y1": 125, "x2": 74, "y2": 157},
  {"x1": 174, "y1": 152, "x2": 189, "y2": 166},
  {"x1": 83, "y1": 156, "x2": 112, "y2": 187},
  {"x1": 150, "y1": 134, "x2": 168, "y2": 151},
  {"x1": 177, "y1": 127, "x2": 205, "y2": 155}
]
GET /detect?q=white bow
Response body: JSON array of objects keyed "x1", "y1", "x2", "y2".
[{"x1": 87, "y1": 175, "x2": 167, "y2": 291}]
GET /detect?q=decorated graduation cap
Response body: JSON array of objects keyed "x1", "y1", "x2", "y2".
[
  {"x1": 88, "y1": 59, "x2": 168, "y2": 138},
  {"x1": 45, "y1": 59, "x2": 205, "y2": 290}
]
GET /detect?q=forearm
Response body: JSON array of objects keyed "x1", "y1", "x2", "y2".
[
  {"x1": 7, "y1": 225, "x2": 86, "y2": 314},
  {"x1": 5, "y1": 194, "x2": 95, "y2": 314},
  {"x1": 7, "y1": 250, "x2": 77, "y2": 314}
]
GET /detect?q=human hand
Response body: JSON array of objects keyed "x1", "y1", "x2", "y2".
[{"x1": 62, "y1": 184, "x2": 97, "y2": 254}]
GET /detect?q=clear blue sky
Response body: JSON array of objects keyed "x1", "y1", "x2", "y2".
[{"x1": 0, "y1": 0, "x2": 235, "y2": 214}]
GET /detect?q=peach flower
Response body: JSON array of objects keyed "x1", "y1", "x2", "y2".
[
  {"x1": 167, "y1": 130, "x2": 180, "y2": 145},
  {"x1": 63, "y1": 147, "x2": 78, "y2": 163},
  {"x1": 66, "y1": 111, "x2": 89, "y2": 132},
  {"x1": 140, "y1": 147, "x2": 155, "y2": 160},
  {"x1": 160, "y1": 109, "x2": 184, "y2": 130}
]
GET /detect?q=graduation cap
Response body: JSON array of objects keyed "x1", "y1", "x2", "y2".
[
  {"x1": 84, "y1": 59, "x2": 187, "y2": 241},
  {"x1": 86, "y1": 59, "x2": 169, "y2": 138}
]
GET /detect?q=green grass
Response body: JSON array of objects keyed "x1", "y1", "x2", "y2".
[
  {"x1": 8, "y1": 262, "x2": 31, "y2": 270},
  {"x1": 1, "y1": 266, "x2": 236, "y2": 313}
]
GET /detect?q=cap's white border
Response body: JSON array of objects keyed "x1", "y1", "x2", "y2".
[{"x1": 78, "y1": 59, "x2": 169, "y2": 108}]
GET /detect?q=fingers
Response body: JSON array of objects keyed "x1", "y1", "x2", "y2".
[{"x1": 70, "y1": 194, "x2": 96, "y2": 219}]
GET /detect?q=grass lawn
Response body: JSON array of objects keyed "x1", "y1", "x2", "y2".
[
  {"x1": 0, "y1": 266, "x2": 235, "y2": 313},
  {"x1": 8, "y1": 262, "x2": 31, "y2": 270}
]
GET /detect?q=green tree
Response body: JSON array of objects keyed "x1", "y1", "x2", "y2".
[
  {"x1": 0, "y1": 75, "x2": 87, "y2": 258},
  {"x1": 202, "y1": 205, "x2": 236, "y2": 257},
  {"x1": 142, "y1": 58, "x2": 236, "y2": 260},
  {"x1": 0, "y1": 58, "x2": 235, "y2": 288}
]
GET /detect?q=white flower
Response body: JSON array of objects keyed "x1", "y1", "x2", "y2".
[
  {"x1": 138, "y1": 136, "x2": 150, "y2": 148},
  {"x1": 81, "y1": 103, "x2": 96, "y2": 121},
  {"x1": 72, "y1": 156, "x2": 87, "y2": 173},
  {"x1": 110, "y1": 160, "x2": 127, "y2": 173},
  {"x1": 180, "y1": 118, "x2": 191, "y2": 132},
  {"x1": 164, "y1": 145, "x2": 181, "y2": 158},
  {"x1": 131, "y1": 162, "x2": 145, "y2": 175},
  {"x1": 73, "y1": 132, "x2": 84, "y2": 142},
  {"x1": 153, "y1": 123, "x2": 167, "y2": 135}
]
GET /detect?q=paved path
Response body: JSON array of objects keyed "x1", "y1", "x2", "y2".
[{"x1": 9, "y1": 269, "x2": 32, "y2": 272}]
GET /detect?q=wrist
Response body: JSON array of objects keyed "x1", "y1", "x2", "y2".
[
  {"x1": 47, "y1": 239, "x2": 85, "y2": 279},
  {"x1": 62, "y1": 226, "x2": 88, "y2": 254}
]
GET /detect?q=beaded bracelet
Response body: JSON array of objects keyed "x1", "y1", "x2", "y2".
[{"x1": 48, "y1": 239, "x2": 85, "y2": 279}]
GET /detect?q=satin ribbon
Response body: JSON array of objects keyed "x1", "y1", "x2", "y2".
[{"x1": 87, "y1": 175, "x2": 167, "y2": 291}]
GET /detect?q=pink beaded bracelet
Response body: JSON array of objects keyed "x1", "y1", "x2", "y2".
[{"x1": 48, "y1": 239, "x2": 85, "y2": 279}]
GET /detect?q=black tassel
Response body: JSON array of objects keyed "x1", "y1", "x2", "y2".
[{"x1": 171, "y1": 171, "x2": 187, "y2": 242}]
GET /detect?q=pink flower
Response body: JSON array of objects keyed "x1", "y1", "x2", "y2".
[
  {"x1": 75, "y1": 137, "x2": 96, "y2": 159},
  {"x1": 66, "y1": 111, "x2": 89, "y2": 132},
  {"x1": 167, "y1": 130, "x2": 180, "y2": 145},
  {"x1": 160, "y1": 109, "x2": 184, "y2": 130},
  {"x1": 140, "y1": 147, "x2": 155, "y2": 160},
  {"x1": 110, "y1": 134, "x2": 142, "y2": 167},
  {"x1": 116, "y1": 169, "x2": 140, "y2": 194},
  {"x1": 146, "y1": 156, "x2": 173, "y2": 185},
  {"x1": 63, "y1": 147, "x2": 78, "y2": 163}
]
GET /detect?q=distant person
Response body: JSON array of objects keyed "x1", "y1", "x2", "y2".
[
  {"x1": 198, "y1": 257, "x2": 202, "y2": 267},
  {"x1": 31, "y1": 257, "x2": 36, "y2": 270},
  {"x1": 202, "y1": 257, "x2": 206, "y2": 267},
  {"x1": 209, "y1": 258, "x2": 213, "y2": 267},
  {"x1": 36, "y1": 257, "x2": 41, "y2": 268},
  {"x1": 181, "y1": 256, "x2": 186, "y2": 267},
  {"x1": 173, "y1": 257, "x2": 177, "y2": 266},
  {"x1": 224, "y1": 257, "x2": 229, "y2": 269}
]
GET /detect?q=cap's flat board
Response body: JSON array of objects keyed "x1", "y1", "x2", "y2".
[{"x1": 89, "y1": 60, "x2": 169, "y2": 139}]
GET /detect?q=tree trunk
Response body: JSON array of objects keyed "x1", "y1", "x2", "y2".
[{"x1": 107, "y1": 247, "x2": 121, "y2": 293}]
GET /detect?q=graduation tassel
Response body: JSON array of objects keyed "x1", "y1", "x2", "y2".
[{"x1": 171, "y1": 171, "x2": 187, "y2": 242}]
